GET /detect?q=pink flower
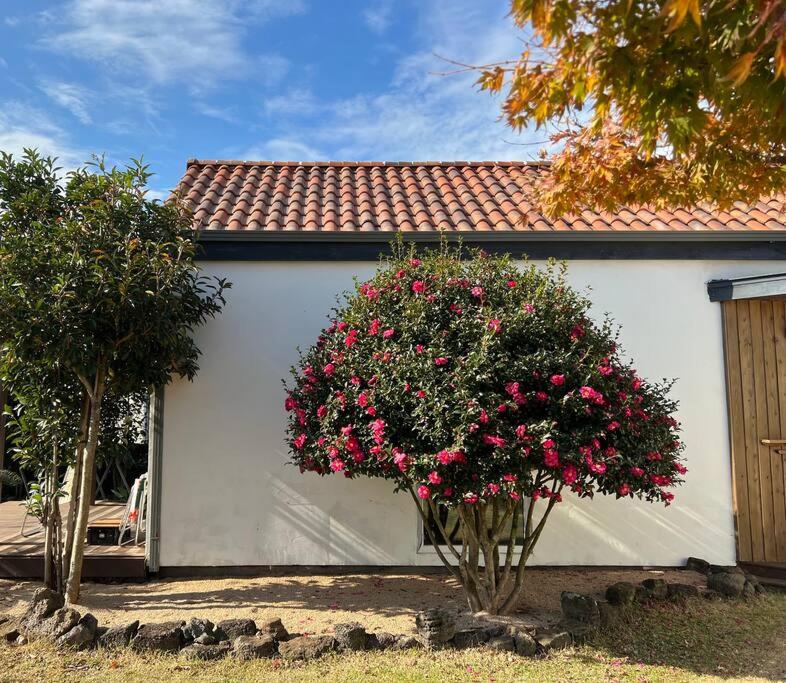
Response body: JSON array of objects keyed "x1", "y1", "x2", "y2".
[
  {"x1": 395, "y1": 268, "x2": 406, "y2": 279},
  {"x1": 464, "y1": 493, "x2": 479, "y2": 504},
  {"x1": 417, "y1": 485, "x2": 431, "y2": 500},
  {"x1": 674, "y1": 462, "x2": 688, "y2": 475},
  {"x1": 416, "y1": 344, "x2": 425, "y2": 353},
  {"x1": 561, "y1": 464, "x2": 578, "y2": 485},
  {"x1": 317, "y1": 405, "x2": 327, "y2": 419},
  {"x1": 428, "y1": 471, "x2": 442, "y2": 485},
  {"x1": 284, "y1": 396, "x2": 298, "y2": 412},
  {"x1": 662, "y1": 491, "x2": 675, "y2": 505},
  {"x1": 503, "y1": 473, "x2": 518, "y2": 482},
  {"x1": 323, "y1": 363, "x2": 335, "y2": 376},
  {"x1": 471, "y1": 286, "x2": 484, "y2": 298},
  {"x1": 478, "y1": 409, "x2": 489, "y2": 424},
  {"x1": 409, "y1": 258, "x2": 421, "y2": 267},
  {"x1": 382, "y1": 328, "x2": 395, "y2": 339},
  {"x1": 483, "y1": 434, "x2": 506, "y2": 448},
  {"x1": 607, "y1": 421, "x2": 620, "y2": 431},
  {"x1": 505, "y1": 381, "x2": 520, "y2": 397},
  {"x1": 570, "y1": 324, "x2": 585, "y2": 340},
  {"x1": 411, "y1": 280, "x2": 426, "y2": 294},
  {"x1": 646, "y1": 451, "x2": 662, "y2": 461},
  {"x1": 366, "y1": 406, "x2": 377, "y2": 416},
  {"x1": 368, "y1": 319, "x2": 380, "y2": 335},
  {"x1": 599, "y1": 365, "x2": 613, "y2": 376},
  {"x1": 416, "y1": 390, "x2": 426, "y2": 398},
  {"x1": 507, "y1": 280, "x2": 517, "y2": 288},
  {"x1": 579, "y1": 386, "x2": 604, "y2": 405},
  {"x1": 486, "y1": 483, "x2": 500, "y2": 495},
  {"x1": 329, "y1": 458, "x2": 345, "y2": 472},
  {"x1": 536, "y1": 391, "x2": 548, "y2": 402},
  {"x1": 357, "y1": 393, "x2": 369, "y2": 407},
  {"x1": 488, "y1": 319, "x2": 502, "y2": 333},
  {"x1": 544, "y1": 449, "x2": 560, "y2": 468},
  {"x1": 393, "y1": 451, "x2": 410, "y2": 472},
  {"x1": 509, "y1": 491, "x2": 521, "y2": 501},
  {"x1": 436, "y1": 450, "x2": 452, "y2": 466},
  {"x1": 629, "y1": 467, "x2": 644, "y2": 477},
  {"x1": 442, "y1": 487, "x2": 454, "y2": 498},
  {"x1": 352, "y1": 451, "x2": 366, "y2": 463},
  {"x1": 618, "y1": 483, "x2": 631, "y2": 496},
  {"x1": 515, "y1": 424, "x2": 528, "y2": 440},
  {"x1": 344, "y1": 330, "x2": 359, "y2": 347},
  {"x1": 550, "y1": 374, "x2": 565, "y2": 386},
  {"x1": 523, "y1": 303, "x2": 535, "y2": 314},
  {"x1": 293, "y1": 434, "x2": 307, "y2": 449},
  {"x1": 434, "y1": 357, "x2": 449, "y2": 366}
]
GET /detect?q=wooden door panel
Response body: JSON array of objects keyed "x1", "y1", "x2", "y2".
[{"x1": 724, "y1": 299, "x2": 786, "y2": 563}]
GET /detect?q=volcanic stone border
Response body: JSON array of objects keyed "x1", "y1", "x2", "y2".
[{"x1": 0, "y1": 562, "x2": 765, "y2": 662}]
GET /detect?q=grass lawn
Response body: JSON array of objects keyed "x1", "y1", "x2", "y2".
[{"x1": 1, "y1": 591, "x2": 784, "y2": 682}]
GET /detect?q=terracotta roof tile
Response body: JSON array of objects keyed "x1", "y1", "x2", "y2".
[{"x1": 177, "y1": 160, "x2": 786, "y2": 233}]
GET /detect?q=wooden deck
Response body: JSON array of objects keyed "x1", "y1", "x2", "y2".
[{"x1": 0, "y1": 500, "x2": 146, "y2": 579}]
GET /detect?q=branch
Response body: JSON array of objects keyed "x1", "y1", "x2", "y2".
[{"x1": 407, "y1": 485, "x2": 459, "y2": 580}]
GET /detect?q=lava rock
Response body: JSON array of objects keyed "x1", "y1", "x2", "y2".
[
  {"x1": 20, "y1": 589, "x2": 64, "y2": 633},
  {"x1": 181, "y1": 642, "x2": 232, "y2": 660},
  {"x1": 195, "y1": 633, "x2": 218, "y2": 645},
  {"x1": 216, "y1": 618, "x2": 256, "y2": 641},
  {"x1": 392, "y1": 635, "x2": 422, "y2": 650},
  {"x1": 512, "y1": 630, "x2": 538, "y2": 656},
  {"x1": 415, "y1": 608, "x2": 456, "y2": 647},
  {"x1": 278, "y1": 635, "x2": 337, "y2": 661},
  {"x1": 561, "y1": 621, "x2": 597, "y2": 645},
  {"x1": 31, "y1": 608, "x2": 81, "y2": 640},
  {"x1": 0, "y1": 618, "x2": 21, "y2": 643},
  {"x1": 98, "y1": 621, "x2": 139, "y2": 649},
  {"x1": 452, "y1": 628, "x2": 489, "y2": 649},
  {"x1": 233, "y1": 634, "x2": 277, "y2": 660},
  {"x1": 130, "y1": 622, "x2": 184, "y2": 653},
  {"x1": 258, "y1": 617, "x2": 289, "y2": 641},
  {"x1": 742, "y1": 581, "x2": 757, "y2": 599},
  {"x1": 685, "y1": 557, "x2": 710, "y2": 575},
  {"x1": 56, "y1": 613, "x2": 98, "y2": 650},
  {"x1": 560, "y1": 591, "x2": 600, "y2": 623},
  {"x1": 641, "y1": 579, "x2": 668, "y2": 600},
  {"x1": 182, "y1": 617, "x2": 214, "y2": 642},
  {"x1": 486, "y1": 634, "x2": 515, "y2": 652},
  {"x1": 605, "y1": 582, "x2": 636, "y2": 606},
  {"x1": 667, "y1": 583, "x2": 700, "y2": 601},
  {"x1": 536, "y1": 629, "x2": 572, "y2": 652},
  {"x1": 709, "y1": 565, "x2": 744, "y2": 576},
  {"x1": 334, "y1": 622, "x2": 367, "y2": 651},
  {"x1": 366, "y1": 632, "x2": 397, "y2": 650},
  {"x1": 707, "y1": 571, "x2": 746, "y2": 598}
]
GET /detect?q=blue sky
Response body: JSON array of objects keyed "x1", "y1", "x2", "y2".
[{"x1": 0, "y1": 1, "x2": 537, "y2": 197}]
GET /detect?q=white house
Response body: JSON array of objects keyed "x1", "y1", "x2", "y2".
[{"x1": 145, "y1": 160, "x2": 786, "y2": 578}]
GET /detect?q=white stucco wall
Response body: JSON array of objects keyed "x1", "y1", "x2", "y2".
[{"x1": 159, "y1": 258, "x2": 785, "y2": 568}]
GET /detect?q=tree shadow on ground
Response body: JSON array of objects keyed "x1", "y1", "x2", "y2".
[{"x1": 581, "y1": 590, "x2": 786, "y2": 682}]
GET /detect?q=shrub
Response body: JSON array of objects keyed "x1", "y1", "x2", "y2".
[{"x1": 284, "y1": 243, "x2": 684, "y2": 614}]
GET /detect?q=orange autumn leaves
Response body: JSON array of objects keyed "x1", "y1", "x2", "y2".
[{"x1": 480, "y1": 0, "x2": 786, "y2": 216}]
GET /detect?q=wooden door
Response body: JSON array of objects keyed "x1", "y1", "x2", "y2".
[{"x1": 723, "y1": 299, "x2": 786, "y2": 564}]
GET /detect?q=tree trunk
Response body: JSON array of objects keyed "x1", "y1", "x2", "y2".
[
  {"x1": 413, "y1": 479, "x2": 562, "y2": 616},
  {"x1": 65, "y1": 368, "x2": 106, "y2": 604},
  {"x1": 62, "y1": 391, "x2": 90, "y2": 588}
]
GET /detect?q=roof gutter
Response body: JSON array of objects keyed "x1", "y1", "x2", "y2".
[{"x1": 194, "y1": 229, "x2": 786, "y2": 261}]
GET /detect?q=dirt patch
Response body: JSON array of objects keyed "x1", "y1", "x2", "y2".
[{"x1": 0, "y1": 568, "x2": 705, "y2": 636}]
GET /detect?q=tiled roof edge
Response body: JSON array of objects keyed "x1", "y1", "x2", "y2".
[{"x1": 185, "y1": 159, "x2": 551, "y2": 169}]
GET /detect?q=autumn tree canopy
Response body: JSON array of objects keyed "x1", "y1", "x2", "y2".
[{"x1": 479, "y1": 0, "x2": 786, "y2": 215}]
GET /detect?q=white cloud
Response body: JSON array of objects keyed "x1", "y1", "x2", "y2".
[
  {"x1": 39, "y1": 80, "x2": 92, "y2": 124},
  {"x1": 263, "y1": 88, "x2": 317, "y2": 117},
  {"x1": 46, "y1": 0, "x2": 301, "y2": 88},
  {"x1": 363, "y1": 0, "x2": 394, "y2": 34},
  {"x1": 250, "y1": 0, "x2": 542, "y2": 161},
  {"x1": 0, "y1": 102, "x2": 87, "y2": 168}
]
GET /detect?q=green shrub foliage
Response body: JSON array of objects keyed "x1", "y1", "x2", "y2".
[{"x1": 285, "y1": 245, "x2": 685, "y2": 510}]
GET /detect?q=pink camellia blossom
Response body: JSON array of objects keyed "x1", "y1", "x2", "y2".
[
  {"x1": 471, "y1": 286, "x2": 484, "y2": 298},
  {"x1": 599, "y1": 365, "x2": 613, "y2": 376},
  {"x1": 579, "y1": 386, "x2": 605, "y2": 405},
  {"x1": 507, "y1": 280, "x2": 517, "y2": 288},
  {"x1": 352, "y1": 452, "x2": 366, "y2": 463},
  {"x1": 536, "y1": 391, "x2": 548, "y2": 402},
  {"x1": 293, "y1": 434, "x2": 307, "y2": 449},
  {"x1": 486, "y1": 483, "x2": 500, "y2": 495},
  {"x1": 341, "y1": 424, "x2": 354, "y2": 436},
  {"x1": 409, "y1": 258, "x2": 422, "y2": 267},
  {"x1": 368, "y1": 319, "x2": 380, "y2": 336},
  {"x1": 366, "y1": 406, "x2": 377, "y2": 416},
  {"x1": 497, "y1": 404, "x2": 507, "y2": 413},
  {"x1": 488, "y1": 319, "x2": 502, "y2": 333},
  {"x1": 329, "y1": 458, "x2": 345, "y2": 472},
  {"x1": 317, "y1": 405, "x2": 328, "y2": 419},
  {"x1": 393, "y1": 451, "x2": 410, "y2": 472},
  {"x1": 434, "y1": 357, "x2": 449, "y2": 366},
  {"x1": 674, "y1": 462, "x2": 688, "y2": 475},
  {"x1": 428, "y1": 471, "x2": 442, "y2": 485},
  {"x1": 382, "y1": 328, "x2": 395, "y2": 339},
  {"x1": 510, "y1": 491, "x2": 521, "y2": 501},
  {"x1": 344, "y1": 329, "x2": 359, "y2": 347},
  {"x1": 416, "y1": 390, "x2": 426, "y2": 398},
  {"x1": 350, "y1": 376, "x2": 361, "y2": 386},
  {"x1": 327, "y1": 446, "x2": 339, "y2": 459},
  {"x1": 515, "y1": 424, "x2": 528, "y2": 440},
  {"x1": 570, "y1": 324, "x2": 585, "y2": 340},
  {"x1": 483, "y1": 434, "x2": 506, "y2": 448},
  {"x1": 505, "y1": 381, "x2": 520, "y2": 397},
  {"x1": 411, "y1": 280, "x2": 426, "y2": 294},
  {"x1": 503, "y1": 473, "x2": 518, "y2": 482},
  {"x1": 561, "y1": 464, "x2": 578, "y2": 485},
  {"x1": 417, "y1": 485, "x2": 431, "y2": 500},
  {"x1": 442, "y1": 487, "x2": 454, "y2": 497},
  {"x1": 617, "y1": 483, "x2": 631, "y2": 496},
  {"x1": 479, "y1": 409, "x2": 489, "y2": 424},
  {"x1": 629, "y1": 466, "x2": 645, "y2": 477},
  {"x1": 588, "y1": 459, "x2": 607, "y2": 475},
  {"x1": 650, "y1": 474, "x2": 672, "y2": 486},
  {"x1": 337, "y1": 321, "x2": 348, "y2": 332},
  {"x1": 464, "y1": 493, "x2": 479, "y2": 504},
  {"x1": 357, "y1": 393, "x2": 369, "y2": 407},
  {"x1": 323, "y1": 363, "x2": 335, "y2": 376},
  {"x1": 662, "y1": 491, "x2": 675, "y2": 505},
  {"x1": 416, "y1": 344, "x2": 425, "y2": 353},
  {"x1": 523, "y1": 303, "x2": 535, "y2": 313},
  {"x1": 395, "y1": 268, "x2": 406, "y2": 279},
  {"x1": 607, "y1": 421, "x2": 621, "y2": 431},
  {"x1": 544, "y1": 449, "x2": 560, "y2": 468},
  {"x1": 436, "y1": 450, "x2": 452, "y2": 466},
  {"x1": 360, "y1": 283, "x2": 379, "y2": 299},
  {"x1": 550, "y1": 374, "x2": 565, "y2": 386},
  {"x1": 284, "y1": 396, "x2": 298, "y2": 412}
]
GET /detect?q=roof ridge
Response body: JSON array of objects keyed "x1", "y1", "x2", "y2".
[{"x1": 185, "y1": 159, "x2": 551, "y2": 169}]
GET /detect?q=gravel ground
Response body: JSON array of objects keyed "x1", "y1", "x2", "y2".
[{"x1": 0, "y1": 567, "x2": 705, "y2": 635}]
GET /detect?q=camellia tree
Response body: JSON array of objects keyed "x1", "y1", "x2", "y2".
[
  {"x1": 0, "y1": 150, "x2": 229, "y2": 602},
  {"x1": 285, "y1": 244, "x2": 685, "y2": 615},
  {"x1": 477, "y1": 0, "x2": 786, "y2": 214}
]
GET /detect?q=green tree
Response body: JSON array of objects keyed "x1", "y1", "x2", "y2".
[
  {"x1": 285, "y1": 243, "x2": 684, "y2": 614},
  {"x1": 478, "y1": 0, "x2": 786, "y2": 214},
  {"x1": 0, "y1": 150, "x2": 230, "y2": 602}
]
